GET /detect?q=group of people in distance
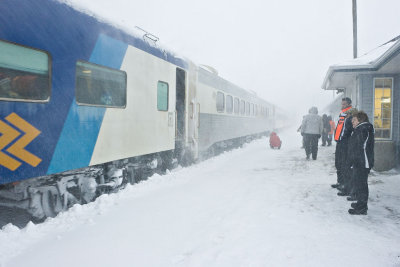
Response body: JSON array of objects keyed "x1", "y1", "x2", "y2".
[{"x1": 300, "y1": 97, "x2": 374, "y2": 215}]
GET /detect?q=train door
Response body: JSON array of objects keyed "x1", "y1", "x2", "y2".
[{"x1": 175, "y1": 68, "x2": 186, "y2": 159}]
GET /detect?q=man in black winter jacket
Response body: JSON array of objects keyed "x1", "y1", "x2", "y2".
[
  {"x1": 347, "y1": 111, "x2": 374, "y2": 215},
  {"x1": 332, "y1": 98, "x2": 354, "y2": 194}
]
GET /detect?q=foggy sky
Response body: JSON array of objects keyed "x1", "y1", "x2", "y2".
[{"x1": 68, "y1": 0, "x2": 400, "y2": 118}]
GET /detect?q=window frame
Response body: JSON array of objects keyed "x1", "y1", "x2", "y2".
[
  {"x1": 157, "y1": 80, "x2": 169, "y2": 111},
  {"x1": 240, "y1": 100, "x2": 245, "y2": 115},
  {"x1": 216, "y1": 91, "x2": 225, "y2": 113},
  {"x1": 0, "y1": 39, "x2": 52, "y2": 103},
  {"x1": 373, "y1": 77, "x2": 393, "y2": 140},
  {"x1": 245, "y1": 102, "x2": 250, "y2": 116},
  {"x1": 75, "y1": 60, "x2": 127, "y2": 108},
  {"x1": 226, "y1": 95, "x2": 233, "y2": 114},
  {"x1": 234, "y1": 97, "x2": 240, "y2": 115}
]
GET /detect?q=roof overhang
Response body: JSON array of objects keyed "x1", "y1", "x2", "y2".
[{"x1": 322, "y1": 38, "x2": 400, "y2": 91}]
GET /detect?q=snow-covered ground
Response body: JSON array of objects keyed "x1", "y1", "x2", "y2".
[{"x1": 1, "y1": 129, "x2": 400, "y2": 267}]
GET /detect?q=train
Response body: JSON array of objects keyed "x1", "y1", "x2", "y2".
[{"x1": 0, "y1": 0, "x2": 286, "y2": 221}]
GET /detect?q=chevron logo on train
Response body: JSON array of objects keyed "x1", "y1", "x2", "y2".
[{"x1": 0, "y1": 113, "x2": 42, "y2": 171}]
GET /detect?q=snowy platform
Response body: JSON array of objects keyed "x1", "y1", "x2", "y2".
[{"x1": 1, "y1": 129, "x2": 400, "y2": 267}]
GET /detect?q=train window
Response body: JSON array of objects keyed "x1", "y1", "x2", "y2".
[
  {"x1": 250, "y1": 103, "x2": 254, "y2": 116},
  {"x1": 240, "y1": 100, "x2": 245, "y2": 115},
  {"x1": 216, "y1": 91, "x2": 225, "y2": 112},
  {"x1": 234, "y1": 97, "x2": 240, "y2": 114},
  {"x1": 76, "y1": 61, "x2": 126, "y2": 108},
  {"x1": 246, "y1": 102, "x2": 250, "y2": 116},
  {"x1": 0, "y1": 40, "x2": 50, "y2": 102},
  {"x1": 157, "y1": 81, "x2": 169, "y2": 111},
  {"x1": 226, "y1": 95, "x2": 233, "y2": 114}
]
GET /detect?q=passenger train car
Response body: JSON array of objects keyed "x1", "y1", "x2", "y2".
[{"x1": 0, "y1": 0, "x2": 285, "y2": 220}]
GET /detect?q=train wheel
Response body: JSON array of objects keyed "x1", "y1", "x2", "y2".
[{"x1": 41, "y1": 189, "x2": 62, "y2": 218}]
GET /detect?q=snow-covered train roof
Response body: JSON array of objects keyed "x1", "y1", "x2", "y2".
[
  {"x1": 198, "y1": 67, "x2": 273, "y2": 107},
  {"x1": 58, "y1": 0, "x2": 188, "y2": 69}
]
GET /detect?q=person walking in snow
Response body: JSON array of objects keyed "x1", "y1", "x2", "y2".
[
  {"x1": 321, "y1": 114, "x2": 331, "y2": 146},
  {"x1": 331, "y1": 97, "x2": 354, "y2": 192},
  {"x1": 301, "y1": 107, "x2": 323, "y2": 160},
  {"x1": 347, "y1": 111, "x2": 374, "y2": 215},
  {"x1": 327, "y1": 115, "x2": 335, "y2": 146}
]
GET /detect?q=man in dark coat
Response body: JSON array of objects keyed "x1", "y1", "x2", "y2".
[
  {"x1": 348, "y1": 111, "x2": 374, "y2": 215},
  {"x1": 331, "y1": 97, "x2": 354, "y2": 194}
]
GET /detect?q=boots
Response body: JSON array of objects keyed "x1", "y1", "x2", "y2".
[{"x1": 348, "y1": 207, "x2": 367, "y2": 215}]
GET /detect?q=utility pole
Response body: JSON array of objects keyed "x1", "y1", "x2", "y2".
[{"x1": 352, "y1": 0, "x2": 357, "y2": 58}]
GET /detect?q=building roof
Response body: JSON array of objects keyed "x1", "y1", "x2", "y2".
[{"x1": 322, "y1": 35, "x2": 400, "y2": 90}]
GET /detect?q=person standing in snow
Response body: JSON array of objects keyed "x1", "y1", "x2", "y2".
[
  {"x1": 321, "y1": 114, "x2": 331, "y2": 146},
  {"x1": 347, "y1": 111, "x2": 374, "y2": 215},
  {"x1": 331, "y1": 98, "x2": 353, "y2": 192},
  {"x1": 327, "y1": 115, "x2": 335, "y2": 146},
  {"x1": 301, "y1": 107, "x2": 323, "y2": 160}
]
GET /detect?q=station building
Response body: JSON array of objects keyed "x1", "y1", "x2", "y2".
[{"x1": 322, "y1": 36, "x2": 400, "y2": 171}]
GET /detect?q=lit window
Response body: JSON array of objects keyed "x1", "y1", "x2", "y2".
[
  {"x1": 226, "y1": 95, "x2": 233, "y2": 114},
  {"x1": 0, "y1": 40, "x2": 50, "y2": 102},
  {"x1": 374, "y1": 78, "x2": 392, "y2": 139},
  {"x1": 76, "y1": 61, "x2": 126, "y2": 108},
  {"x1": 216, "y1": 91, "x2": 225, "y2": 112}
]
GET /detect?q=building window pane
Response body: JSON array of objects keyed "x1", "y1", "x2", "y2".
[
  {"x1": 240, "y1": 100, "x2": 245, "y2": 115},
  {"x1": 0, "y1": 40, "x2": 50, "y2": 102},
  {"x1": 157, "y1": 81, "x2": 169, "y2": 111},
  {"x1": 216, "y1": 91, "x2": 225, "y2": 112},
  {"x1": 234, "y1": 97, "x2": 239, "y2": 114},
  {"x1": 374, "y1": 78, "x2": 392, "y2": 139},
  {"x1": 76, "y1": 61, "x2": 126, "y2": 108},
  {"x1": 226, "y1": 95, "x2": 233, "y2": 114}
]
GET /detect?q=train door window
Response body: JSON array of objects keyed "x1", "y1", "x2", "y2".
[
  {"x1": 246, "y1": 102, "x2": 250, "y2": 116},
  {"x1": 240, "y1": 100, "x2": 245, "y2": 115},
  {"x1": 234, "y1": 97, "x2": 239, "y2": 114},
  {"x1": 216, "y1": 91, "x2": 225, "y2": 112},
  {"x1": 226, "y1": 95, "x2": 233, "y2": 114},
  {"x1": 157, "y1": 81, "x2": 169, "y2": 111},
  {"x1": 0, "y1": 40, "x2": 50, "y2": 102},
  {"x1": 75, "y1": 61, "x2": 126, "y2": 108},
  {"x1": 250, "y1": 103, "x2": 254, "y2": 116}
]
